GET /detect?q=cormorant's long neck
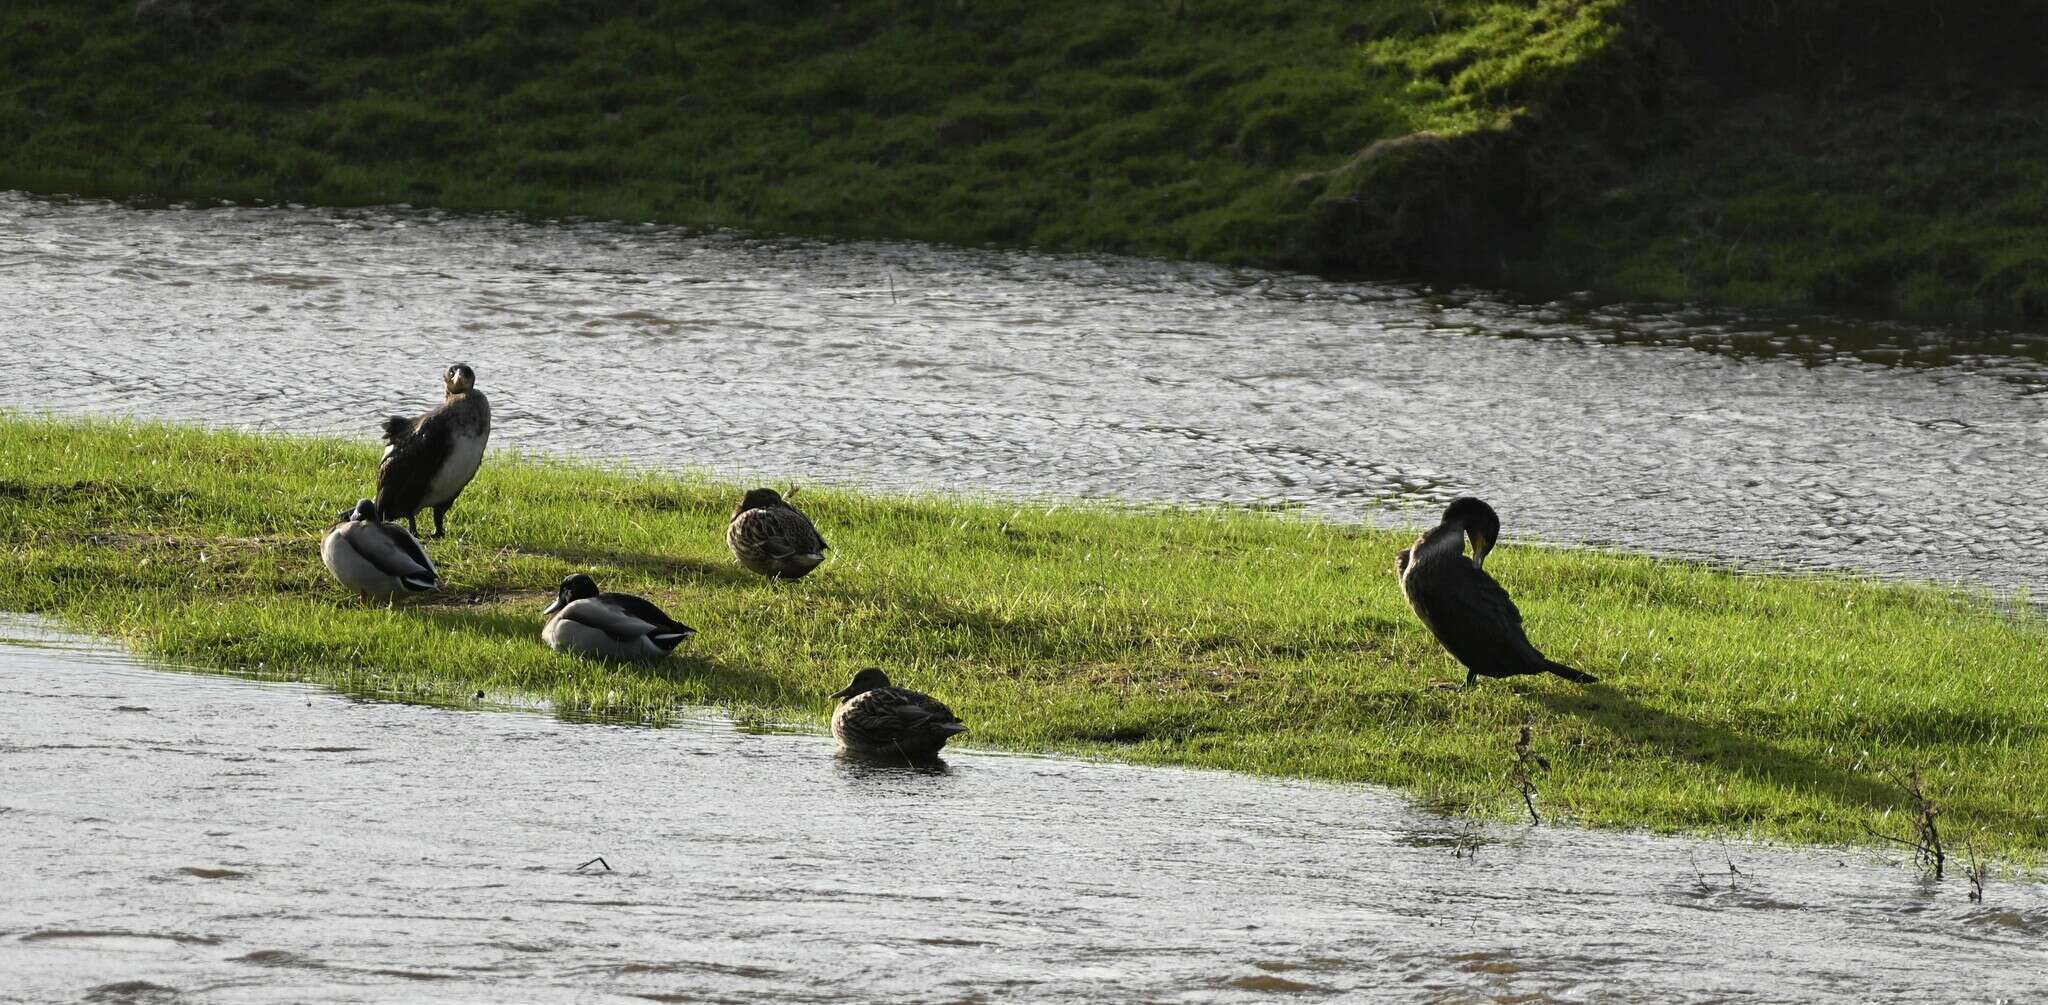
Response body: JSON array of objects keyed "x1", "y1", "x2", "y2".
[{"x1": 1414, "y1": 522, "x2": 1470, "y2": 564}]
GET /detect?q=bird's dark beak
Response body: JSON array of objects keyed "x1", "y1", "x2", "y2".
[
  {"x1": 827, "y1": 686, "x2": 853, "y2": 700},
  {"x1": 1469, "y1": 532, "x2": 1492, "y2": 568},
  {"x1": 542, "y1": 597, "x2": 565, "y2": 616}
]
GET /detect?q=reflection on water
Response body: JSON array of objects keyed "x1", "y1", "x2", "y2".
[
  {"x1": 2, "y1": 616, "x2": 2042, "y2": 1003},
  {"x1": 1, "y1": 191, "x2": 2045, "y2": 594}
]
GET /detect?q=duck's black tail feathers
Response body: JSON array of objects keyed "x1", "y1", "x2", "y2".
[
  {"x1": 381, "y1": 415, "x2": 415, "y2": 445},
  {"x1": 1542, "y1": 660, "x2": 1599, "y2": 684}
]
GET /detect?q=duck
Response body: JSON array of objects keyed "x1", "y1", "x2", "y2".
[
  {"x1": 321, "y1": 499, "x2": 440, "y2": 602},
  {"x1": 727, "y1": 487, "x2": 828, "y2": 580},
  {"x1": 827, "y1": 668, "x2": 968, "y2": 759},
  {"x1": 377, "y1": 363, "x2": 491, "y2": 539},
  {"x1": 1398, "y1": 497, "x2": 1598, "y2": 687},
  {"x1": 540, "y1": 573, "x2": 696, "y2": 662}
]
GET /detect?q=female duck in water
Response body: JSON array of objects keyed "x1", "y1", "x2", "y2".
[
  {"x1": 541, "y1": 574, "x2": 696, "y2": 663},
  {"x1": 377, "y1": 363, "x2": 491, "y2": 539},
  {"x1": 1398, "y1": 497, "x2": 1598, "y2": 687},
  {"x1": 320, "y1": 499, "x2": 439, "y2": 603},
  {"x1": 827, "y1": 668, "x2": 968, "y2": 759}
]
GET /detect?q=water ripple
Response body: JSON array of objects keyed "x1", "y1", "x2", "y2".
[{"x1": 2, "y1": 192, "x2": 2045, "y2": 595}]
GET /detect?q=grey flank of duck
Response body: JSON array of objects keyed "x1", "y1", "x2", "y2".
[
  {"x1": 321, "y1": 499, "x2": 440, "y2": 602},
  {"x1": 728, "y1": 487, "x2": 828, "y2": 580},
  {"x1": 827, "y1": 668, "x2": 968, "y2": 759},
  {"x1": 540, "y1": 573, "x2": 696, "y2": 662},
  {"x1": 1398, "y1": 497, "x2": 1598, "y2": 687},
  {"x1": 376, "y1": 363, "x2": 491, "y2": 538}
]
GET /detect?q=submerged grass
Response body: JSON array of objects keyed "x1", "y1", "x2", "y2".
[{"x1": 3, "y1": 415, "x2": 2045, "y2": 860}]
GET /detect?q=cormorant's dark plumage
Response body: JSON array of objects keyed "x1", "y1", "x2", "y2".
[
  {"x1": 376, "y1": 363, "x2": 490, "y2": 538},
  {"x1": 1399, "y1": 497, "x2": 1597, "y2": 687}
]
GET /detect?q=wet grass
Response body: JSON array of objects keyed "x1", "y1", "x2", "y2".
[{"x1": 3, "y1": 415, "x2": 2045, "y2": 861}]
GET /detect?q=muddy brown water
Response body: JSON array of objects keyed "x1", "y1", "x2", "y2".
[
  {"x1": 2, "y1": 617, "x2": 2044, "y2": 1003},
  {"x1": 3, "y1": 191, "x2": 2046, "y2": 595}
]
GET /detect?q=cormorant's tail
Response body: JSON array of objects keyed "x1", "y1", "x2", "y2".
[
  {"x1": 381, "y1": 415, "x2": 414, "y2": 445},
  {"x1": 1541, "y1": 660, "x2": 1599, "y2": 684}
]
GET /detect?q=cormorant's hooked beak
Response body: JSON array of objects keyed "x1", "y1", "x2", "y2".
[
  {"x1": 827, "y1": 686, "x2": 854, "y2": 700},
  {"x1": 1468, "y1": 531, "x2": 1493, "y2": 568},
  {"x1": 541, "y1": 596, "x2": 566, "y2": 616}
]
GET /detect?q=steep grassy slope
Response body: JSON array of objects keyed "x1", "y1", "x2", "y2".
[{"x1": 3, "y1": 1, "x2": 2045, "y2": 316}]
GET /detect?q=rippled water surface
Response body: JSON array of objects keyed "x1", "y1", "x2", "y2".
[
  {"x1": 2, "y1": 191, "x2": 2046, "y2": 592},
  {"x1": 3, "y1": 616, "x2": 2043, "y2": 1003}
]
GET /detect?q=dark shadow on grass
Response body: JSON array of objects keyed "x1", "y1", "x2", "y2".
[
  {"x1": 522, "y1": 546, "x2": 759, "y2": 587},
  {"x1": 1529, "y1": 686, "x2": 1906, "y2": 814}
]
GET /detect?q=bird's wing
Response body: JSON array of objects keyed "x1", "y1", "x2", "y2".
[
  {"x1": 736, "y1": 507, "x2": 826, "y2": 558},
  {"x1": 1409, "y1": 561, "x2": 1541, "y2": 672},
  {"x1": 562, "y1": 599, "x2": 660, "y2": 643},
  {"x1": 375, "y1": 406, "x2": 453, "y2": 517},
  {"x1": 599, "y1": 593, "x2": 693, "y2": 635},
  {"x1": 883, "y1": 688, "x2": 963, "y2": 727},
  {"x1": 352, "y1": 523, "x2": 436, "y2": 579}
]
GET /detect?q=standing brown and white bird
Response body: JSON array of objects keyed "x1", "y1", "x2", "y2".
[
  {"x1": 1398, "y1": 497, "x2": 1597, "y2": 688},
  {"x1": 827, "y1": 668, "x2": 968, "y2": 759},
  {"x1": 376, "y1": 363, "x2": 490, "y2": 539},
  {"x1": 727, "y1": 487, "x2": 828, "y2": 580}
]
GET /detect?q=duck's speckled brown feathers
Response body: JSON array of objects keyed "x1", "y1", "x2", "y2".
[
  {"x1": 728, "y1": 489, "x2": 828, "y2": 580},
  {"x1": 834, "y1": 686, "x2": 967, "y2": 758}
]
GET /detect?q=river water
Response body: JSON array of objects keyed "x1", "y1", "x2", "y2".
[
  {"x1": 2, "y1": 615, "x2": 2042, "y2": 1003},
  {"x1": 3, "y1": 191, "x2": 2045, "y2": 594}
]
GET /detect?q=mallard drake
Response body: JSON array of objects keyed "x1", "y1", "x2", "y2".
[
  {"x1": 728, "y1": 487, "x2": 828, "y2": 580},
  {"x1": 321, "y1": 499, "x2": 440, "y2": 602},
  {"x1": 540, "y1": 573, "x2": 696, "y2": 662},
  {"x1": 1399, "y1": 497, "x2": 1597, "y2": 687},
  {"x1": 827, "y1": 668, "x2": 967, "y2": 759},
  {"x1": 377, "y1": 363, "x2": 491, "y2": 538}
]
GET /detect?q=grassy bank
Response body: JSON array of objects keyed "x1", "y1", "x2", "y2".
[
  {"x1": 6, "y1": 1, "x2": 2046, "y2": 319},
  {"x1": 3, "y1": 416, "x2": 2044, "y2": 861}
]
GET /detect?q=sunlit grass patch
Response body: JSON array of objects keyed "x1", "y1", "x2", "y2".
[{"x1": 2, "y1": 415, "x2": 2043, "y2": 861}]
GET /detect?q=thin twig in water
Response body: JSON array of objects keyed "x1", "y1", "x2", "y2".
[
  {"x1": 1510, "y1": 725, "x2": 1546, "y2": 826},
  {"x1": 576, "y1": 856, "x2": 611, "y2": 872},
  {"x1": 1861, "y1": 768, "x2": 1945, "y2": 880}
]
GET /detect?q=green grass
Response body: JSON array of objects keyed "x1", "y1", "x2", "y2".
[
  {"x1": 7, "y1": 1, "x2": 2048, "y2": 317},
  {"x1": 3, "y1": 415, "x2": 2045, "y2": 862}
]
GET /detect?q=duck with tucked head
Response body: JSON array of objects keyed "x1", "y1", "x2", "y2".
[
  {"x1": 827, "y1": 668, "x2": 967, "y2": 760},
  {"x1": 377, "y1": 363, "x2": 491, "y2": 539},
  {"x1": 321, "y1": 499, "x2": 440, "y2": 603},
  {"x1": 1398, "y1": 497, "x2": 1597, "y2": 688},
  {"x1": 728, "y1": 487, "x2": 828, "y2": 580},
  {"x1": 540, "y1": 573, "x2": 696, "y2": 663}
]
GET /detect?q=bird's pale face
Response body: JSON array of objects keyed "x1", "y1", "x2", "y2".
[{"x1": 444, "y1": 364, "x2": 475, "y2": 394}]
